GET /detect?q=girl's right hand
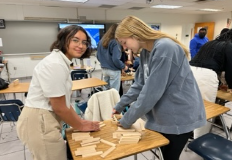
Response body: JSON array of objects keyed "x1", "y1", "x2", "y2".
[
  {"x1": 79, "y1": 120, "x2": 100, "y2": 131},
  {"x1": 112, "y1": 108, "x2": 120, "y2": 117}
]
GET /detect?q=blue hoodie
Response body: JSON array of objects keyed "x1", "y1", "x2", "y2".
[{"x1": 189, "y1": 34, "x2": 208, "y2": 58}]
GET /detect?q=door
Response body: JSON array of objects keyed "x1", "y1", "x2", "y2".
[{"x1": 194, "y1": 22, "x2": 215, "y2": 41}]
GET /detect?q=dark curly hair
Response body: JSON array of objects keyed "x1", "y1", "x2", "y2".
[{"x1": 50, "y1": 25, "x2": 92, "y2": 59}]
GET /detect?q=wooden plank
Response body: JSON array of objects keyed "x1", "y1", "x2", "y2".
[
  {"x1": 72, "y1": 132, "x2": 90, "y2": 139},
  {"x1": 122, "y1": 132, "x2": 141, "y2": 136},
  {"x1": 76, "y1": 145, "x2": 97, "y2": 151},
  {"x1": 81, "y1": 137, "x2": 100, "y2": 144},
  {"x1": 119, "y1": 140, "x2": 139, "y2": 144},
  {"x1": 120, "y1": 137, "x2": 140, "y2": 141},
  {"x1": 65, "y1": 120, "x2": 170, "y2": 160},
  {"x1": 100, "y1": 139, "x2": 116, "y2": 147},
  {"x1": 111, "y1": 120, "x2": 118, "y2": 124},
  {"x1": 75, "y1": 148, "x2": 96, "y2": 156},
  {"x1": 82, "y1": 151, "x2": 103, "y2": 158},
  {"x1": 117, "y1": 127, "x2": 135, "y2": 132},
  {"x1": 99, "y1": 122, "x2": 104, "y2": 125},
  {"x1": 100, "y1": 124, "x2": 106, "y2": 128},
  {"x1": 120, "y1": 136, "x2": 141, "y2": 141},
  {"x1": 113, "y1": 115, "x2": 118, "y2": 122},
  {"x1": 74, "y1": 136, "x2": 92, "y2": 141},
  {"x1": 100, "y1": 146, "x2": 116, "y2": 158},
  {"x1": 81, "y1": 141, "x2": 100, "y2": 147}
]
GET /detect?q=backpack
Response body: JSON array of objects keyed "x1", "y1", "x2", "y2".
[{"x1": 0, "y1": 78, "x2": 9, "y2": 90}]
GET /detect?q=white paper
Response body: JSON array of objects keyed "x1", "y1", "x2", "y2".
[{"x1": 0, "y1": 38, "x2": 2, "y2": 47}]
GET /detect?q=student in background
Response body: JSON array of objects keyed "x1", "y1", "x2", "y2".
[
  {"x1": 119, "y1": 48, "x2": 127, "y2": 96},
  {"x1": 190, "y1": 28, "x2": 232, "y2": 138},
  {"x1": 189, "y1": 27, "x2": 208, "y2": 58},
  {"x1": 17, "y1": 25, "x2": 100, "y2": 160},
  {"x1": 97, "y1": 24, "x2": 128, "y2": 91},
  {"x1": 131, "y1": 50, "x2": 140, "y2": 71},
  {"x1": 113, "y1": 15, "x2": 206, "y2": 160},
  {"x1": 218, "y1": 28, "x2": 229, "y2": 91}
]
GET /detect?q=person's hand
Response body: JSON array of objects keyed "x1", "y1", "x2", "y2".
[
  {"x1": 124, "y1": 65, "x2": 128, "y2": 71},
  {"x1": 125, "y1": 49, "x2": 132, "y2": 55},
  {"x1": 117, "y1": 121, "x2": 123, "y2": 127},
  {"x1": 121, "y1": 70, "x2": 126, "y2": 76},
  {"x1": 79, "y1": 120, "x2": 100, "y2": 131},
  {"x1": 112, "y1": 108, "x2": 120, "y2": 118},
  {"x1": 219, "y1": 84, "x2": 228, "y2": 92},
  {"x1": 228, "y1": 89, "x2": 232, "y2": 94}
]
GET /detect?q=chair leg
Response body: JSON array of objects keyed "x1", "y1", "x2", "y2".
[
  {"x1": 23, "y1": 145, "x2": 26, "y2": 160},
  {"x1": 150, "y1": 148, "x2": 164, "y2": 160},
  {"x1": 157, "y1": 147, "x2": 164, "y2": 160},
  {"x1": 220, "y1": 115, "x2": 231, "y2": 140}
]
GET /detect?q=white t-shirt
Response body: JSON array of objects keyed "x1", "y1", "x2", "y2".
[{"x1": 25, "y1": 49, "x2": 72, "y2": 111}]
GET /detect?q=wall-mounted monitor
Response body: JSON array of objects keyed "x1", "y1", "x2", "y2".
[{"x1": 58, "y1": 23, "x2": 105, "y2": 49}]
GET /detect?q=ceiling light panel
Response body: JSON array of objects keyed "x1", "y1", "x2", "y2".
[
  {"x1": 151, "y1": 5, "x2": 183, "y2": 9},
  {"x1": 52, "y1": 0, "x2": 88, "y2": 2},
  {"x1": 199, "y1": 8, "x2": 221, "y2": 11}
]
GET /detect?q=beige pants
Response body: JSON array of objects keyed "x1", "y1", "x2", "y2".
[{"x1": 16, "y1": 107, "x2": 67, "y2": 160}]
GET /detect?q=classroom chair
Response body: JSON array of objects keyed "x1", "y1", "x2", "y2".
[
  {"x1": 84, "y1": 88, "x2": 120, "y2": 121},
  {"x1": 70, "y1": 69, "x2": 89, "y2": 80},
  {"x1": 71, "y1": 69, "x2": 89, "y2": 97},
  {"x1": 187, "y1": 133, "x2": 232, "y2": 160},
  {"x1": 0, "y1": 99, "x2": 23, "y2": 141}
]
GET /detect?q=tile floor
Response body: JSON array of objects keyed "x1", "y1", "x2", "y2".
[{"x1": 0, "y1": 70, "x2": 232, "y2": 160}]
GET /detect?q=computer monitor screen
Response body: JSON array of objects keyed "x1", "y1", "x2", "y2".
[{"x1": 58, "y1": 23, "x2": 105, "y2": 49}]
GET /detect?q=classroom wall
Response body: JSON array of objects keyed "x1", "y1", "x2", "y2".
[
  {"x1": 202, "y1": 12, "x2": 232, "y2": 38},
  {"x1": 0, "y1": 4, "x2": 231, "y2": 80}
]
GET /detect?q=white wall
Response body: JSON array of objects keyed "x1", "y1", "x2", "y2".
[
  {"x1": 0, "y1": 53, "x2": 100, "y2": 80},
  {"x1": 0, "y1": 4, "x2": 230, "y2": 80},
  {"x1": 202, "y1": 12, "x2": 232, "y2": 39}
]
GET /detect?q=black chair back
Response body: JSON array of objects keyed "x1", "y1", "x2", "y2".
[
  {"x1": 0, "y1": 99, "x2": 23, "y2": 121},
  {"x1": 71, "y1": 70, "x2": 88, "y2": 80},
  {"x1": 0, "y1": 104, "x2": 21, "y2": 121}
]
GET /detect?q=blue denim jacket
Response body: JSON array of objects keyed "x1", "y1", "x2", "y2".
[{"x1": 97, "y1": 39, "x2": 125, "y2": 71}]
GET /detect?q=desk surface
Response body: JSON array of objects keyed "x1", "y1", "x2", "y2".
[
  {"x1": 121, "y1": 75, "x2": 134, "y2": 81},
  {"x1": 204, "y1": 100, "x2": 230, "y2": 119},
  {"x1": 0, "y1": 78, "x2": 106, "y2": 94},
  {"x1": 71, "y1": 65, "x2": 93, "y2": 71},
  {"x1": 72, "y1": 78, "x2": 107, "y2": 91},
  {"x1": 66, "y1": 120, "x2": 169, "y2": 160},
  {"x1": 217, "y1": 90, "x2": 232, "y2": 102},
  {"x1": 0, "y1": 82, "x2": 30, "y2": 94}
]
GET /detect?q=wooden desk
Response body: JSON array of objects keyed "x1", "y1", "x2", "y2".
[
  {"x1": 72, "y1": 78, "x2": 107, "y2": 91},
  {"x1": 0, "y1": 78, "x2": 106, "y2": 97},
  {"x1": 204, "y1": 100, "x2": 230, "y2": 119},
  {"x1": 217, "y1": 90, "x2": 232, "y2": 102},
  {"x1": 0, "y1": 82, "x2": 30, "y2": 94},
  {"x1": 204, "y1": 100, "x2": 231, "y2": 139},
  {"x1": 121, "y1": 75, "x2": 134, "y2": 81},
  {"x1": 71, "y1": 65, "x2": 93, "y2": 71},
  {"x1": 66, "y1": 120, "x2": 169, "y2": 160},
  {"x1": 0, "y1": 82, "x2": 30, "y2": 99}
]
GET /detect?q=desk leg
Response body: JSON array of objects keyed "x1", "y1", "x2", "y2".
[
  {"x1": 134, "y1": 154, "x2": 137, "y2": 160},
  {"x1": 13, "y1": 93, "x2": 16, "y2": 99},
  {"x1": 219, "y1": 115, "x2": 231, "y2": 140}
]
